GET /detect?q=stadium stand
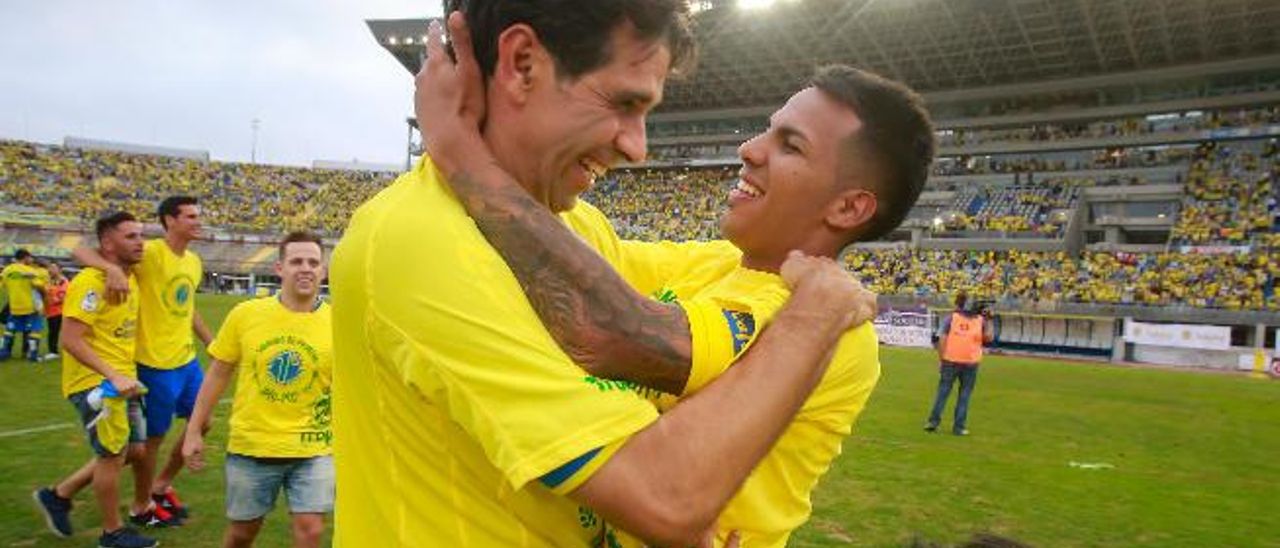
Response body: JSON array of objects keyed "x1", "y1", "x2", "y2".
[{"x1": 0, "y1": 139, "x2": 395, "y2": 235}]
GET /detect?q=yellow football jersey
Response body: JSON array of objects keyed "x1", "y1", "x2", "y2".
[
  {"x1": 575, "y1": 230, "x2": 882, "y2": 548},
  {"x1": 2, "y1": 262, "x2": 46, "y2": 315},
  {"x1": 330, "y1": 157, "x2": 658, "y2": 547},
  {"x1": 134, "y1": 239, "x2": 202, "y2": 368},
  {"x1": 61, "y1": 268, "x2": 140, "y2": 397},
  {"x1": 207, "y1": 297, "x2": 333, "y2": 458}
]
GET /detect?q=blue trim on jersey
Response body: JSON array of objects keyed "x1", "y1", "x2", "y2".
[
  {"x1": 540, "y1": 446, "x2": 603, "y2": 488},
  {"x1": 722, "y1": 309, "x2": 756, "y2": 355}
]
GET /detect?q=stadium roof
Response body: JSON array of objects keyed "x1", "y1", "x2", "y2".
[{"x1": 369, "y1": 0, "x2": 1280, "y2": 113}]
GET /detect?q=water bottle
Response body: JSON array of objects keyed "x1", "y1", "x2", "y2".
[{"x1": 85, "y1": 379, "x2": 121, "y2": 411}]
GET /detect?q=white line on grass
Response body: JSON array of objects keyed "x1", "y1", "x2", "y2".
[
  {"x1": 0, "y1": 423, "x2": 74, "y2": 438},
  {"x1": 0, "y1": 397, "x2": 232, "y2": 439}
]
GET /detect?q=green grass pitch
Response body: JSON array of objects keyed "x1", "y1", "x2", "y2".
[{"x1": 1, "y1": 293, "x2": 1277, "y2": 546}]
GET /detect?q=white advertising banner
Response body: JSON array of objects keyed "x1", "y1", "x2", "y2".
[
  {"x1": 1123, "y1": 320, "x2": 1231, "y2": 351},
  {"x1": 874, "y1": 306, "x2": 933, "y2": 348}
]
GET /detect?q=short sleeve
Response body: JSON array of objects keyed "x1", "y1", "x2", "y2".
[
  {"x1": 63, "y1": 274, "x2": 103, "y2": 324},
  {"x1": 540, "y1": 437, "x2": 627, "y2": 496},
  {"x1": 368, "y1": 185, "x2": 660, "y2": 492},
  {"x1": 207, "y1": 303, "x2": 243, "y2": 364},
  {"x1": 679, "y1": 289, "x2": 788, "y2": 397}
]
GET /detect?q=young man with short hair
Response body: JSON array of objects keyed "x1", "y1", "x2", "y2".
[
  {"x1": 183, "y1": 231, "x2": 333, "y2": 548},
  {"x1": 33, "y1": 212, "x2": 158, "y2": 548},
  {"x1": 74, "y1": 195, "x2": 214, "y2": 525}
]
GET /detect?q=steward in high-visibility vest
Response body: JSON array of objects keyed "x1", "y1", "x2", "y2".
[
  {"x1": 941, "y1": 312, "x2": 986, "y2": 365},
  {"x1": 926, "y1": 293, "x2": 995, "y2": 435}
]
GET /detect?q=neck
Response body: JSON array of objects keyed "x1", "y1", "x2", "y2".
[
  {"x1": 164, "y1": 232, "x2": 188, "y2": 255},
  {"x1": 99, "y1": 251, "x2": 128, "y2": 272},
  {"x1": 483, "y1": 121, "x2": 552, "y2": 210},
  {"x1": 739, "y1": 239, "x2": 844, "y2": 275},
  {"x1": 739, "y1": 253, "x2": 783, "y2": 274},
  {"x1": 279, "y1": 290, "x2": 316, "y2": 313}
]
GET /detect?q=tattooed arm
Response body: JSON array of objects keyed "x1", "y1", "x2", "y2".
[
  {"x1": 413, "y1": 14, "x2": 693, "y2": 395},
  {"x1": 447, "y1": 166, "x2": 694, "y2": 394}
]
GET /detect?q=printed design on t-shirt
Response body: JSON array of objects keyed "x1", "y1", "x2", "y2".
[
  {"x1": 300, "y1": 389, "x2": 333, "y2": 446},
  {"x1": 81, "y1": 289, "x2": 100, "y2": 313},
  {"x1": 579, "y1": 507, "x2": 621, "y2": 548},
  {"x1": 251, "y1": 335, "x2": 320, "y2": 404},
  {"x1": 651, "y1": 287, "x2": 679, "y2": 304},
  {"x1": 723, "y1": 309, "x2": 757, "y2": 356},
  {"x1": 111, "y1": 317, "x2": 138, "y2": 341},
  {"x1": 268, "y1": 350, "x2": 304, "y2": 385},
  {"x1": 162, "y1": 274, "x2": 197, "y2": 317}
]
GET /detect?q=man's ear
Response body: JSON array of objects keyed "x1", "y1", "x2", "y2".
[
  {"x1": 491, "y1": 23, "x2": 549, "y2": 105},
  {"x1": 825, "y1": 187, "x2": 878, "y2": 233}
]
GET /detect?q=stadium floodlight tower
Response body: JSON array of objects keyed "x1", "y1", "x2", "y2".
[{"x1": 365, "y1": 17, "x2": 440, "y2": 171}]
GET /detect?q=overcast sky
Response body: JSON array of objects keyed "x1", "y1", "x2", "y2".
[{"x1": 0, "y1": 0, "x2": 442, "y2": 167}]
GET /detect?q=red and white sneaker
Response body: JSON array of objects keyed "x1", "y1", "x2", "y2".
[
  {"x1": 129, "y1": 502, "x2": 182, "y2": 528},
  {"x1": 152, "y1": 487, "x2": 189, "y2": 520}
]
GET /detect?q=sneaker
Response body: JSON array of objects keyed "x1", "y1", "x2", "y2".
[
  {"x1": 32, "y1": 487, "x2": 73, "y2": 538},
  {"x1": 43, "y1": 352, "x2": 59, "y2": 361},
  {"x1": 152, "y1": 487, "x2": 189, "y2": 519},
  {"x1": 129, "y1": 503, "x2": 181, "y2": 528},
  {"x1": 98, "y1": 526, "x2": 158, "y2": 548},
  {"x1": 953, "y1": 428, "x2": 970, "y2": 436},
  {"x1": 923, "y1": 422, "x2": 939, "y2": 433}
]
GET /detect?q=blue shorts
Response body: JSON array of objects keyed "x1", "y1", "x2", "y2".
[
  {"x1": 68, "y1": 388, "x2": 146, "y2": 457},
  {"x1": 5, "y1": 313, "x2": 44, "y2": 333},
  {"x1": 224, "y1": 454, "x2": 335, "y2": 521},
  {"x1": 136, "y1": 358, "x2": 204, "y2": 437}
]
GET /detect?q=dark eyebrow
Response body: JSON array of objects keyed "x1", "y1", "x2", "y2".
[{"x1": 613, "y1": 89, "x2": 657, "y2": 110}]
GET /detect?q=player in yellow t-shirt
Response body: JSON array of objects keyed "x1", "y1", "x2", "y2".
[
  {"x1": 182, "y1": 232, "x2": 333, "y2": 548},
  {"x1": 1, "y1": 249, "x2": 48, "y2": 362},
  {"x1": 74, "y1": 195, "x2": 213, "y2": 524},
  {"x1": 418, "y1": 21, "x2": 935, "y2": 545},
  {"x1": 331, "y1": 11, "x2": 881, "y2": 548},
  {"x1": 33, "y1": 212, "x2": 161, "y2": 548}
]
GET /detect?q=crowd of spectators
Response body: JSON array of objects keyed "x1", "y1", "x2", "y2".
[
  {"x1": 0, "y1": 140, "x2": 395, "y2": 234},
  {"x1": 1171, "y1": 140, "x2": 1278, "y2": 245},
  {"x1": 844, "y1": 249, "x2": 1279, "y2": 311},
  {"x1": 3, "y1": 123, "x2": 1279, "y2": 312},
  {"x1": 933, "y1": 181, "x2": 1079, "y2": 236},
  {"x1": 936, "y1": 106, "x2": 1280, "y2": 148},
  {"x1": 932, "y1": 146, "x2": 1195, "y2": 177},
  {"x1": 584, "y1": 166, "x2": 735, "y2": 241}
]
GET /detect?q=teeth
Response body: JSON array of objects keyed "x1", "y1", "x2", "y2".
[
  {"x1": 735, "y1": 179, "x2": 763, "y2": 198},
  {"x1": 580, "y1": 159, "x2": 607, "y2": 181}
]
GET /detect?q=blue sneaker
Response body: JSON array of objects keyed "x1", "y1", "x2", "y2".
[
  {"x1": 98, "y1": 526, "x2": 158, "y2": 548},
  {"x1": 32, "y1": 487, "x2": 73, "y2": 538}
]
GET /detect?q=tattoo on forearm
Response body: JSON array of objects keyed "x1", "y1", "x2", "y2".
[{"x1": 450, "y1": 169, "x2": 692, "y2": 394}]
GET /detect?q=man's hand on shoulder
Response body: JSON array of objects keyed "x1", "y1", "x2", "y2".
[
  {"x1": 103, "y1": 264, "x2": 131, "y2": 305},
  {"x1": 781, "y1": 251, "x2": 877, "y2": 331}
]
